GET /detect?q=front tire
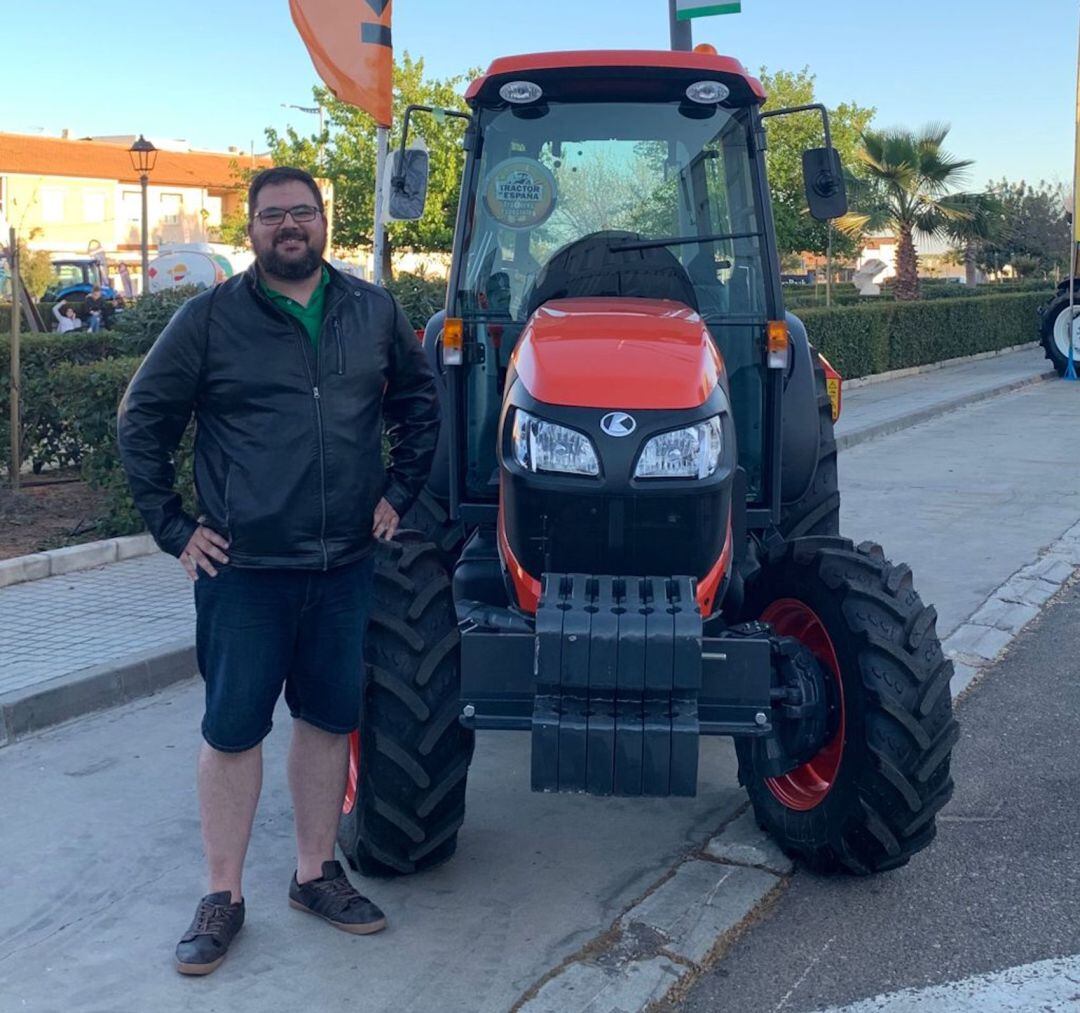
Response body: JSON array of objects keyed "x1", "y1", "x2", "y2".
[
  {"x1": 736, "y1": 537, "x2": 958, "y2": 874},
  {"x1": 338, "y1": 536, "x2": 474, "y2": 877}
]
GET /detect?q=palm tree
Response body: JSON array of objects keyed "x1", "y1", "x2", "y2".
[{"x1": 837, "y1": 124, "x2": 979, "y2": 299}]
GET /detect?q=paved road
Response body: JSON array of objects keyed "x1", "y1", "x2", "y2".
[
  {"x1": 676, "y1": 578, "x2": 1080, "y2": 1013},
  {"x1": 1, "y1": 369, "x2": 1079, "y2": 1011}
]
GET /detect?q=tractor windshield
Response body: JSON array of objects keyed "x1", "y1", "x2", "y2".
[
  {"x1": 457, "y1": 101, "x2": 768, "y2": 321},
  {"x1": 455, "y1": 99, "x2": 771, "y2": 501}
]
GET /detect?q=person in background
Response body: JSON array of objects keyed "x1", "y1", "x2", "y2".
[
  {"x1": 84, "y1": 285, "x2": 106, "y2": 332},
  {"x1": 53, "y1": 300, "x2": 82, "y2": 333}
]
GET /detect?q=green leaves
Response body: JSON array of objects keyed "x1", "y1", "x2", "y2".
[{"x1": 758, "y1": 67, "x2": 874, "y2": 259}]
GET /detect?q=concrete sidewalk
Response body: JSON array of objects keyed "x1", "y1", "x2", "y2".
[{"x1": 0, "y1": 343, "x2": 1055, "y2": 745}]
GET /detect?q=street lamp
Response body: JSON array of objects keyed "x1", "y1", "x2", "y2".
[
  {"x1": 281, "y1": 103, "x2": 325, "y2": 167},
  {"x1": 128, "y1": 134, "x2": 157, "y2": 295}
]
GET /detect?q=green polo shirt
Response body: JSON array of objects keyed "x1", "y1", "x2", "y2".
[{"x1": 260, "y1": 267, "x2": 330, "y2": 348}]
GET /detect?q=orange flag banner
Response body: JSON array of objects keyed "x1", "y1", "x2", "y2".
[{"x1": 290, "y1": 0, "x2": 394, "y2": 127}]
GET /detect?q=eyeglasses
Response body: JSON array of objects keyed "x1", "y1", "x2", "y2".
[{"x1": 253, "y1": 204, "x2": 321, "y2": 226}]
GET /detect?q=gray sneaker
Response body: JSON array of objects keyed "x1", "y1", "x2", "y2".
[
  {"x1": 175, "y1": 891, "x2": 245, "y2": 975},
  {"x1": 289, "y1": 860, "x2": 387, "y2": 935}
]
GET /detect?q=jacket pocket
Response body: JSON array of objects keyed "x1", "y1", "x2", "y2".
[
  {"x1": 334, "y1": 319, "x2": 345, "y2": 375},
  {"x1": 223, "y1": 463, "x2": 233, "y2": 533}
]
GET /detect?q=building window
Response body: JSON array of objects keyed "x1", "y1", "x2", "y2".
[
  {"x1": 83, "y1": 192, "x2": 107, "y2": 223},
  {"x1": 122, "y1": 190, "x2": 141, "y2": 223},
  {"x1": 203, "y1": 195, "x2": 222, "y2": 227},
  {"x1": 160, "y1": 192, "x2": 183, "y2": 226},
  {"x1": 41, "y1": 187, "x2": 65, "y2": 223}
]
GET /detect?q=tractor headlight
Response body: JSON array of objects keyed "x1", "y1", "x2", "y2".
[
  {"x1": 512, "y1": 410, "x2": 600, "y2": 476},
  {"x1": 634, "y1": 416, "x2": 724, "y2": 480}
]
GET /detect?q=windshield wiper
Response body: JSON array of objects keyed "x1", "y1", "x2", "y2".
[{"x1": 610, "y1": 231, "x2": 762, "y2": 252}]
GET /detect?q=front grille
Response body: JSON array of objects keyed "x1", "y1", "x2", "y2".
[{"x1": 504, "y1": 484, "x2": 728, "y2": 580}]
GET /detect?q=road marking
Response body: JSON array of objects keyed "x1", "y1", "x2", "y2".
[{"x1": 813, "y1": 953, "x2": 1080, "y2": 1012}]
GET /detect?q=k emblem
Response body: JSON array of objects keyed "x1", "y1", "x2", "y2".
[{"x1": 600, "y1": 412, "x2": 637, "y2": 437}]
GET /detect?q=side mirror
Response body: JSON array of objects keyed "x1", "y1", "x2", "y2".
[
  {"x1": 802, "y1": 147, "x2": 847, "y2": 221},
  {"x1": 387, "y1": 147, "x2": 430, "y2": 221}
]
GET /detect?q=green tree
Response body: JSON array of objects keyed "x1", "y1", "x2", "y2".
[
  {"x1": 837, "y1": 124, "x2": 979, "y2": 299},
  {"x1": 758, "y1": 68, "x2": 875, "y2": 260},
  {"x1": 17, "y1": 239, "x2": 54, "y2": 299},
  {"x1": 975, "y1": 179, "x2": 1070, "y2": 279},
  {"x1": 260, "y1": 53, "x2": 475, "y2": 279},
  {"x1": 942, "y1": 192, "x2": 1005, "y2": 286}
]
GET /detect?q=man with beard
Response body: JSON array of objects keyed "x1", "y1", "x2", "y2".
[{"x1": 117, "y1": 167, "x2": 439, "y2": 975}]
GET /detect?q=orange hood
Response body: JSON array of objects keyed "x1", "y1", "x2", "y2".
[{"x1": 510, "y1": 297, "x2": 723, "y2": 410}]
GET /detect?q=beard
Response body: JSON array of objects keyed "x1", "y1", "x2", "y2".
[{"x1": 255, "y1": 228, "x2": 326, "y2": 281}]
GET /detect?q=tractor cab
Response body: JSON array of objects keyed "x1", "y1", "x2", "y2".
[{"x1": 452, "y1": 53, "x2": 775, "y2": 518}]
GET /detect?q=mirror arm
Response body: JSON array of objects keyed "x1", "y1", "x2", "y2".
[
  {"x1": 394, "y1": 104, "x2": 474, "y2": 190},
  {"x1": 760, "y1": 101, "x2": 832, "y2": 149}
]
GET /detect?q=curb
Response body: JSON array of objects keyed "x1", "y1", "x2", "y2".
[
  {"x1": 515, "y1": 809, "x2": 791, "y2": 1013},
  {"x1": 837, "y1": 368, "x2": 1055, "y2": 451},
  {"x1": 945, "y1": 519, "x2": 1080, "y2": 700},
  {"x1": 0, "y1": 533, "x2": 159, "y2": 589},
  {"x1": 0, "y1": 640, "x2": 197, "y2": 748}
]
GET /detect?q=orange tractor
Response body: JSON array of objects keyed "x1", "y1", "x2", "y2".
[{"x1": 339, "y1": 49, "x2": 958, "y2": 879}]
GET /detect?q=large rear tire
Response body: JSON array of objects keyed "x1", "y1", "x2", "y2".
[
  {"x1": 736, "y1": 537, "x2": 958, "y2": 874},
  {"x1": 1039, "y1": 292, "x2": 1080, "y2": 377},
  {"x1": 337, "y1": 536, "x2": 474, "y2": 878},
  {"x1": 779, "y1": 353, "x2": 839, "y2": 538}
]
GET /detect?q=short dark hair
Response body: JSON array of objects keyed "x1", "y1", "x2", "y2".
[{"x1": 247, "y1": 166, "x2": 323, "y2": 220}]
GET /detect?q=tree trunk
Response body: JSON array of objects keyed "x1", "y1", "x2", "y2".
[
  {"x1": 381, "y1": 237, "x2": 394, "y2": 285},
  {"x1": 894, "y1": 225, "x2": 920, "y2": 300},
  {"x1": 965, "y1": 242, "x2": 977, "y2": 287}
]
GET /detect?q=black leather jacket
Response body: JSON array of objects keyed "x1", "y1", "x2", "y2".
[{"x1": 117, "y1": 263, "x2": 439, "y2": 569}]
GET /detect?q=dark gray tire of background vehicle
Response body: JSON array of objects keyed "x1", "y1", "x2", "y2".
[
  {"x1": 735, "y1": 537, "x2": 958, "y2": 874},
  {"x1": 780, "y1": 353, "x2": 839, "y2": 538},
  {"x1": 1039, "y1": 294, "x2": 1077, "y2": 377},
  {"x1": 337, "y1": 535, "x2": 474, "y2": 878}
]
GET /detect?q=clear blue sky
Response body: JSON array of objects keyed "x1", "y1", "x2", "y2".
[{"x1": 6, "y1": 0, "x2": 1075, "y2": 189}]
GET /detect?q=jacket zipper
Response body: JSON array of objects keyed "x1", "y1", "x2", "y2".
[{"x1": 288, "y1": 317, "x2": 329, "y2": 571}]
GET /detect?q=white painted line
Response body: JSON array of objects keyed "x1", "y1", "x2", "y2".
[{"x1": 813, "y1": 953, "x2": 1080, "y2": 1012}]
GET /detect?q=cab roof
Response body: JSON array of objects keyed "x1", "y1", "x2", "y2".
[{"x1": 465, "y1": 50, "x2": 766, "y2": 106}]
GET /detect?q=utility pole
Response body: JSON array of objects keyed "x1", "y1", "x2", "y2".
[
  {"x1": 9, "y1": 227, "x2": 21, "y2": 492},
  {"x1": 669, "y1": 0, "x2": 693, "y2": 49}
]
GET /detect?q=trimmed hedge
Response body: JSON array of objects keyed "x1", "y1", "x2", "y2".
[
  {"x1": 0, "y1": 330, "x2": 124, "y2": 474},
  {"x1": 798, "y1": 289, "x2": 1051, "y2": 379},
  {"x1": 48, "y1": 356, "x2": 196, "y2": 538}
]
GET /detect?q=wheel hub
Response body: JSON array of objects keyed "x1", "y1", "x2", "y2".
[
  {"x1": 759, "y1": 598, "x2": 847, "y2": 811},
  {"x1": 771, "y1": 636, "x2": 838, "y2": 768}
]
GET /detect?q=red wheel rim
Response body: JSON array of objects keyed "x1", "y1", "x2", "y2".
[
  {"x1": 342, "y1": 731, "x2": 360, "y2": 815},
  {"x1": 761, "y1": 598, "x2": 845, "y2": 811}
]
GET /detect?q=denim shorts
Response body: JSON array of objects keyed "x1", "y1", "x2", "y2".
[{"x1": 193, "y1": 555, "x2": 376, "y2": 752}]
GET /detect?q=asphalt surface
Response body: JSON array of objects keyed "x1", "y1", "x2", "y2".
[{"x1": 676, "y1": 580, "x2": 1080, "y2": 1013}]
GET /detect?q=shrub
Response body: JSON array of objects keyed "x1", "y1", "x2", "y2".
[
  {"x1": 0, "y1": 330, "x2": 123, "y2": 474},
  {"x1": 387, "y1": 271, "x2": 447, "y2": 331},
  {"x1": 109, "y1": 286, "x2": 202, "y2": 356},
  {"x1": 797, "y1": 289, "x2": 1051, "y2": 379},
  {"x1": 48, "y1": 356, "x2": 196, "y2": 537}
]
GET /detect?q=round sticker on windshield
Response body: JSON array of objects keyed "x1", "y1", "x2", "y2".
[{"x1": 483, "y1": 157, "x2": 557, "y2": 231}]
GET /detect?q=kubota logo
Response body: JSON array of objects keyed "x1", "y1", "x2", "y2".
[{"x1": 600, "y1": 412, "x2": 636, "y2": 437}]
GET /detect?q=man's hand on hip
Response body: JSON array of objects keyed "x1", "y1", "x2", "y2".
[
  {"x1": 180, "y1": 526, "x2": 230, "y2": 580},
  {"x1": 373, "y1": 498, "x2": 400, "y2": 541}
]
